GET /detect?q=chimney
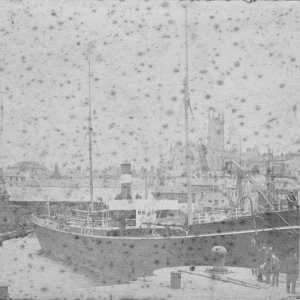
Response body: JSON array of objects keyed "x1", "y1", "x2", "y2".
[{"x1": 120, "y1": 163, "x2": 132, "y2": 199}]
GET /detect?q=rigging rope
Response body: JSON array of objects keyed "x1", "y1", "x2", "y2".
[
  {"x1": 244, "y1": 175, "x2": 300, "y2": 236},
  {"x1": 256, "y1": 214, "x2": 299, "y2": 237},
  {"x1": 151, "y1": 162, "x2": 170, "y2": 232}
]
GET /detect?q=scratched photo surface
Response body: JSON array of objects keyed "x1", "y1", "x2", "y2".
[{"x1": 0, "y1": 0, "x2": 299, "y2": 299}]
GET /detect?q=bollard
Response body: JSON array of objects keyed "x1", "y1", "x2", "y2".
[
  {"x1": 170, "y1": 272, "x2": 181, "y2": 289},
  {"x1": 0, "y1": 284, "x2": 8, "y2": 300},
  {"x1": 206, "y1": 245, "x2": 229, "y2": 274},
  {"x1": 211, "y1": 246, "x2": 227, "y2": 270}
]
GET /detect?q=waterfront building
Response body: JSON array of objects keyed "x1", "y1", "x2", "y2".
[
  {"x1": 4, "y1": 169, "x2": 28, "y2": 184},
  {"x1": 49, "y1": 164, "x2": 62, "y2": 179},
  {"x1": 6, "y1": 161, "x2": 51, "y2": 180},
  {"x1": 284, "y1": 156, "x2": 300, "y2": 180}
]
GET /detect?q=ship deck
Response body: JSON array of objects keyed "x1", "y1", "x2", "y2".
[{"x1": 32, "y1": 215, "x2": 300, "y2": 239}]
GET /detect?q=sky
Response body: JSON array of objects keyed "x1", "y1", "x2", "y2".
[{"x1": 0, "y1": 0, "x2": 299, "y2": 170}]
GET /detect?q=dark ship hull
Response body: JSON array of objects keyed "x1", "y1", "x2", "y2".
[
  {"x1": 190, "y1": 209, "x2": 299, "y2": 235},
  {"x1": 33, "y1": 209, "x2": 299, "y2": 285}
]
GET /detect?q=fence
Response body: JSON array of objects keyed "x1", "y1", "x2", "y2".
[
  {"x1": 32, "y1": 215, "x2": 120, "y2": 231},
  {"x1": 192, "y1": 208, "x2": 248, "y2": 225},
  {"x1": 125, "y1": 219, "x2": 136, "y2": 227}
]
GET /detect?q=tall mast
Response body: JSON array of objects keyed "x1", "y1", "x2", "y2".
[
  {"x1": 239, "y1": 136, "x2": 242, "y2": 165},
  {"x1": 0, "y1": 82, "x2": 3, "y2": 178},
  {"x1": 88, "y1": 59, "x2": 94, "y2": 210},
  {"x1": 184, "y1": 0, "x2": 193, "y2": 226},
  {"x1": 266, "y1": 148, "x2": 271, "y2": 204},
  {"x1": 0, "y1": 83, "x2": 3, "y2": 144}
]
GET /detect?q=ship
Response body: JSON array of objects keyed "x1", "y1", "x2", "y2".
[
  {"x1": 32, "y1": 160, "x2": 299, "y2": 284},
  {"x1": 32, "y1": 2, "x2": 300, "y2": 285}
]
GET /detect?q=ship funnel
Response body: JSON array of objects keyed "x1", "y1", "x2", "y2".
[{"x1": 120, "y1": 163, "x2": 132, "y2": 199}]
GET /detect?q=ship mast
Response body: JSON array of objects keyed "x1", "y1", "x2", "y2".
[
  {"x1": 0, "y1": 82, "x2": 3, "y2": 179},
  {"x1": 184, "y1": 0, "x2": 193, "y2": 226},
  {"x1": 88, "y1": 59, "x2": 94, "y2": 213},
  {"x1": 0, "y1": 83, "x2": 3, "y2": 146}
]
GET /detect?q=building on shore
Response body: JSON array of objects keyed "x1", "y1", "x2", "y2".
[
  {"x1": 283, "y1": 155, "x2": 300, "y2": 180},
  {"x1": 5, "y1": 161, "x2": 51, "y2": 181},
  {"x1": 3, "y1": 169, "x2": 28, "y2": 184},
  {"x1": 49, "y1": 164, "x2": 62, "y2": 180}
]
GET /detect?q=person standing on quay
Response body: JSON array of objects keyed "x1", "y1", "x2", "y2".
[
  {"x1": 286, "y1": 249, "x2": 299, "y2": 294},
  {"x1": 264, "y1": 244, "x2": 273, "y2": 284},
  {"x1": 257, "y1": 244, "x2": 266, "y2": 282},
  {"x1": 248, "y1": 239, "x2": 258, "y2": 276},
  {"x1": 271, "y1": 251, "x2": 281, "y2": 287}
]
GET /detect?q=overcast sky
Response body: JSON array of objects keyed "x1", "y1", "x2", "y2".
[{"x1": 0, "y1": 0, "x2": 299, "y2": 170}]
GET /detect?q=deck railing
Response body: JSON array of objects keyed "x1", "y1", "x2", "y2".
[
  {"x1": 125, "y1": 219, "x2": 136, "y2": 227},
  {"x1": 191, "y1": 208, "x2": 249, "y2": 225},
  {"x1": 156, "y1": 217, "x2": 182, "y2": 225},
  {"x1": 67, "y1": 217, "x2": 119, "y2": 229},
  {"x1": 32, "y1": 215, "x2": 120, "y2": 231},
  {"x1": 32, "y1": 215, "x2": 61, "y2": 230}
]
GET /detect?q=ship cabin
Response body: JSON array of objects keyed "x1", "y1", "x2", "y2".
[
  {"x1": 153, "y1": 178, "x2": 221, "y2": 203},
  {"x1": 107, "y1": 199, "x2": 182, "y2": 228},
  {"x1": 33, "y1": 198, "x2": 184, "y2": 237}
]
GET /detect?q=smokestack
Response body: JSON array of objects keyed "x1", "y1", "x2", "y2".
[{"x1": 120, "y1": 163, "x2": 132, "y2": 199}]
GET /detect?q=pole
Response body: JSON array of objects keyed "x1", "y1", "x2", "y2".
[
  {"x1": 88, "y1": 59, "x2": 94, "y2": 213},
  {"x1": 178, "y1": 270, "x2": 263, "y2": 290},
  {"x1": 184, "y1": 0, "x2": 193, "y2": 227},
  {"x1": 266, "y1": 149, "x2": 271, "y2": 204},
  {"x1": 245, "y1": 196, "x2": 257, "y2": 236},
  {"x1": 0, "y1": 82, "x2": 3, "y2": 177},
  {"x1": 239, "y1": 136, "x2": 242, "y2": 166},
  {"x1": 47, "y1": 201, "x2": 50, "y2": 218},
  {"x1": 144, "y1": 171, "x2": 148, "y2": 199},
  {"x1": 297, "y1": 191, "x2": 300, "y2": 274},
  {"x1": 271, "y1": 149, "x2": 276, "y2": 207}
]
